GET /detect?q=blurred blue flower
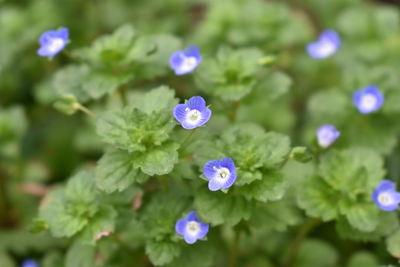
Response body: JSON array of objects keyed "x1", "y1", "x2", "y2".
[
  {"x1": 316, "y1": 125, "x2": 340, "y2": 148},
  {"x1": 203, "y1": 157, "x2": 236, "y2": 191},
  {"x1": 307, "y1": 30, "x2": 341, "y2": 59},
  {"x1": 169, "y1": 45, "x2": 202, "y2": 75},
  {"x1": 37, "y1": 27, "x2": 69, "y2": 58},
  {"x1": 353, "y1": 85, "x2": 384, "y2": 114},
  {"x1": 175, "y1": 211, "x2": 209, "y2": 244},
  {"x1": 21, "y1": 259, "x2": 39, "y2": 267},
  {"x1": 372, "y1": 180, "x2": 400, "y2": 211},
  {"x1": 173, "y1": 96, "x2": 211, "y2": 129}
]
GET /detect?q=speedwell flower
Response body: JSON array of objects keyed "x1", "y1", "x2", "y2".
[
  {"x1": 203, "y1": 157, "x2": 236, "y2": 191},
  {"x1": 175, "y1": 211, "x2": 209, "y2": 244},
  {"x1": 169, "y1": 45, "x2": 202, "y2": 75},
  {"x1": 316, "y1": 125, "x2": 340, "y2": 148},
  {"x1": 353, "y1": 85, "x2": 384, "y2": 114},
  {"x1": 21, "y1": 259, "x2": 39, "y2": 267},
  {"x1": 307, "y1": 30, "x2": 341, "y2": 59},
  {"x1": 173, "y1": 96, "x2": 211, "y2": 129},
  {"x1": 37, "y1": 27, "x2": 69, "y2": 58},
  {"x1": 372, "y1": 180, "x2": 400, "y2": 211}
]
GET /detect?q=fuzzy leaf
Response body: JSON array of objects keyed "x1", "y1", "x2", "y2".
[
  {"x1": 145, "y1": 240, "x2": 181, "y2": 266},
  {"x1": 241, "y1": 170, "x2": 286, "y2": 202}
]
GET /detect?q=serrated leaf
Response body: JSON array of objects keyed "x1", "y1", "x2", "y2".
[
  {"x1": 96, "y1": 150, "x2": 148, "y2": 193},
  {"x1": 297, "y1": 175, "x2": 339, "y2": 221},
  {"x1": 241, "y1": 170, "x2": 286, "y2": 202},
  {"x1": 195, "y1": 188, "x2": 251, "y2": 226},
  {"x1": 342, "y1": 202, "x2": 379, "y2": 232},
  {"x1": 166, "y1": 241, "x2": 216, "y2": 267},
  {"x1": 196, "y1": 47, "x2": 264, "y2": 101},
  {"x1": 78, "y1": 205, "x2": 117, "y2": 245},
  {"x1": 336, "y1": 212, "x2": 398, "y2": 242},
  {"x1": 145, "y1": 240, "x2": 181, "y2": 266},
  {"x1": 65, "y1": 241, "x2": 95, "y2": 267},
  {"x1": 133, "y1": 142, "x2": 179, "y2": 176},
  {"x1": 128, "y1": 86, "x2": 179, "y2": 114}
]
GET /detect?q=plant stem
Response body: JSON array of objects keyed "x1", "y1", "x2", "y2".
[
  {"x1": 77, "y1": 104, "x2": 97, "y2": 118},
  {"x1": 228, "y1": 228, "x2": 241, "y2": 267},
  {"x1": 180, "y1": 129, "x2": 197, "y2": 148},
  {"x1": 284, "y1": 218, "x2": 321, "y2": 267},
  {"x1": 228, "y1": 101, "x2": 240, "y2": 122}
]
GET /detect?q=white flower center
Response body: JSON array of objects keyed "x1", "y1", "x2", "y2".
[
  {"x1": 180, "y1": 56, "x2": 197, "y2": 72},
  {"x1": 360, "y1": 94, "x2": 377, "y2": 111},
  {"x1": 185, "y1": 108, "x2": 202, "y2": 124},
  {"x1": 48, "y1": 38, "x2": 65, "y2": 53},
  {"x1": 378, "y1": 192, "x2": 393, "y2": 205},
  {"x1": 213, "y1": 167, "x2": 230, "y2": 181},
  {"x1": 317, "y1": 40, "x2": 336, "y2": 57},
  {"x1": 186, "y1": 221, "x2": 200, "y2": 235}
]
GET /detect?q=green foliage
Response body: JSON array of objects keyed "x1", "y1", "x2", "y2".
[{"x1": 2, "y1": 0, "x2": 400, "y2": 266}]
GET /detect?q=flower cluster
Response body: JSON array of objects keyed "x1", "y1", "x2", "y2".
[{"x1": 372, "y1": 180, "x2": 400, "y2": 211}]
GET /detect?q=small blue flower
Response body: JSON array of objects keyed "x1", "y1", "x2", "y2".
[
  {"x1": 173, "y1": 96, "x2": 212, "y2": 129},
  {"x1": 175, "y1": 211, "x2": 209, "y2": 244},
  {"x1": 372, "y1": 180, "x2": 400, "y2": 211},
  {"x1": 21, "y1": 259, "x2": 39, "y2": 267},
  {"x1": 203, "y1": 158, "x2": 236, "y2": 191},
  {"x1": 37, "y1": 27, "x2": 69, "y2": 58},
  {"x1": 353, "y1": 85, "x2": 384, "y2": 114},
  {"x1": 307, "y1": 30, "x2": 341, "y2": 59},
  {"x1": 169, "y1": 45, "x2": 202, "y2": 75},
  {"x1": 316, "y1": 125, "x2": 340, "y2": 148}
]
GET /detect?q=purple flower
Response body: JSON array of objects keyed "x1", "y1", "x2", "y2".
[
  {"x1": 21, "y1": 259, "x2": 39, "y2": 267},
  {"x1": 203, "y1": 158, "x2": 236, "y2": 191},
  {"x1": 169, "y1": 45, "x2": 202, "y2": 75},
  {"x1": 175, "y1": 211, "x2": 209, "y2": 244},
  {"x1": 372, "y1": 180, "x2": 400, "y2": 211},
  {"x1": 316, "y1": 125, "x2": 340, "y2": 148},
  {"x1": 173, "y1": 96, "x2": 212, "y2": 129},
  {"x1": 38, "y1": 27, "x2": 69, "y2": 58},
  {"x1": 307, "y1": 30, "x2": 341, "y2": 59},
  {"x1": 353, "y1": 85, "x2": 384, "y2": 114}
]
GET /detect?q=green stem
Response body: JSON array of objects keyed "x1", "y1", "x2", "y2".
[
  {"x1": 77, "y1": 104, "x2": 97, "y2": 118},
  {"x1": 228, "y1": 101, "x2": 240, "y2": 122},
  {"x1": 180, "y1": 129, "x2": 197, "y2": 148},
  {"x1": 284, "y1": 218, "x2": 321, "y2": 267},
  {"x1": 228, "y1": 228, "x2": 241, "y2": 267}
]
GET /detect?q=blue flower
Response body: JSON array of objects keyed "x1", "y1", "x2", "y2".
[
  {"x1": 353, "y1": 85, "x2": 384, "y2": 114},
  {"x1": 307, "y1": 30, "x2": 341, "y2": 59},
  {"x1": 21, "y1": 259, "x2": 39, "y2": 267},
  {"x1": 203, "y1": 158, "x2": 236, "y2": 191},
  {"x1": 169, "y1": 45, "x2": 202, "y2": 75},
  {"x1": 175, "y1": 211, "x2": 209, "y2": 244},
  {"x1": 37, "y1": 27, "x2": 69, "y2": 58},
  {"x1": 316, "y1": 125, "x2": 340, "y2": 148},
  {"x1": 173, "y1": 96, "x2": 212, "y2": 129},
  {"x1": 372, "y1": 180, "x2": 400, "y2": 211}
]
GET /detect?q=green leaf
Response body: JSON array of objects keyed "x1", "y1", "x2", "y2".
[
  {"x1": 386, "y1": 229, "x2": 400, "y2": 258},
  {"x1": 166, "y1": 242, "x2": 216, "y2": 267},
  {"x1": 336, "y1": 212, "x2": 398, "y2": 242},
  {"x1": 342, "y1": 202, "x2": 379, "y2": 232},
  {"x1": 196, "y1": 47, "x2": 264, "y2": 101},
  {"x1": 145, "y1": 240, "x2": 181, "y2": 266},
  {"x1": 290, "y1": 146, "x2": 313, "y2": 163},
  {"x1": 0, "y1": 106, "x2": 27, "y2": 143},
  {"x1": 0, "y1": 252, "x2": 15, "y2": 267},
  {"x1": 295, "y1": 239, "x2": 338, "y2": 267},
  {"x1": 297, "y1": 175, "x2": 339, "y2": 221},
  {"x1": 195, "y1": 188, "x2": 251, "y2": 226},
  {"x1": 347, "y1": 251, "x2": 379, "y2": 267},
  {"x1": 78, "y1": 205, "x2": 117, "y2": 245},
  {"x1": 96, "y1": 150, "x2": 148, "y2": 193},
  {"x1": 133, "y1": 142, "x2": 179, "y2": 176},
  {"x1": 241, "y1": 170, "x2": 287, "y2": 202},
  {"x1": 65, "y1": 241, "x2": 95, "y2": 267},
  {"x1": 128, "y1": 86, "x2": 179, "y2": 114},
  {"x1": 249, "y1": 199, "x2": 302, "y2": 231},
  {"x1": 28, "y1": 218, "x2": 49, "y2": 233},
  {"x1": 52, "y1": 65, "x2": 91, "y2": 103}
]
